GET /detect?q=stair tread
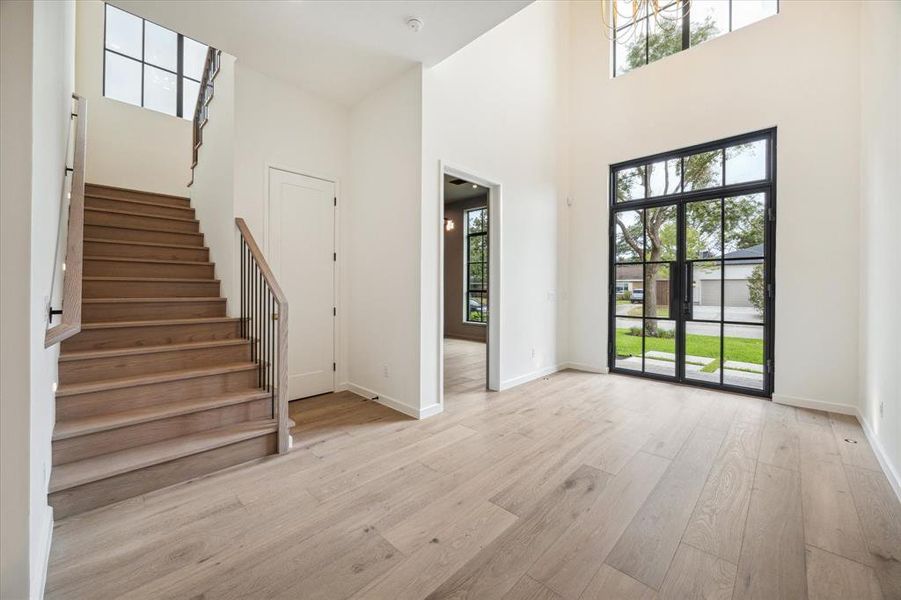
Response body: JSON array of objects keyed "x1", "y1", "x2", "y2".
[
  {"x1": 86, "y1": 194, "x2": 195, "y2": 213},
  {"x1": 53, "y1": 390, "x2": 271, "y2": 440},
  {"x1": 79, "y1": 317, "x2": 241, "y2": 330},
  {"x1": 56, "y1": 362, "x2": 258, "y2": 397},
  {"x1": 60, "y1": 338, "x2": 249, "y2": 361},
  {"x1": 84, "y1": 223, "x2": 203, "y2": 237},
  {"x1": 84, "y1": 238, "x2": 208, "y2": 251},
  {"x1": 83, "y1": 297, "x2": 225, "y2": 304},
  {"x1": 84, "y1": 256, "x2": 213, "y2": 266},
  {"x1": 49, "y1": 419, "x2": 277, "y2": 492},
  {"x1": 86, "y1": 183, "x2": 190, "y2": 202},
  {"x1": 85, "y1": 276, "x2": 219, "y2": 282},
  {"x1": 85, "y1": 206, "x2": 198, "y2": 224}
]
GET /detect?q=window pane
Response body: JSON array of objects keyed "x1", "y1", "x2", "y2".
[
  {"x1": 647, "y1": 5, "x2": 682, "y2": 65},
  {"x1": 616, "y1": 166, "x2": 645, "y2": 202},
  {"x1": 686, "y1": 199, "x2": 721, "y2": 260},
  {"x1": 723, "y1": 324, "x2": 765, "y2": 389},
  {"x1": 724, "y1": 260, "x2": 764, "y2": 323},
  {"x1": 644, "y1": 319, "x2": 676, "y2": 377},
  {"x1": 468, "y1": 292, "x2": 487, "y2": 323},
  {"x1": 466, "y1": 208, "x2": 487, "y2": 234},
  {"x1": 725, "y1": 139, "x2": 767, "y2": 184},
  {"x1": 183, "y1": 37, "x2": 208, "y2": 80},
  {"x1": 644, "y1": 205, "x2": 676, "y2": 261},
  {"x1": 647, "y1": 159, "x2": 682, "y2": 197},
  {"x1": 689, "y1": 260, "x2": 722, "y2": 321},
  {"x1": 683, "y1": 150, "x2": 723, "y2": 191},
  {"x1": 616, "y1": 264, "x2": 644, "y2": 315},
  {"x1": 731, "y1": 0, "x2": 778, "y2": 31},
  {"x1": 105, "y1": 5, "x2": 142, "y2": 59},
  {"x1": 104, "y1": 51, "x2": 141, "y2": 106},
  {"x1": 689, "y1": 0, "x2": 728, "y2": 46},
  {"x1": 144, "y1": 21, "x2": 177, "y2": 71},
  {"x1": 614, "y1": 317, "x2": 643, "y2": 371},
  {"x1": 143, "y1": 65, "x2": 177, "y2": 116},
  {"x1": 182, "y1": 78, "x2": 200, "y2": 120},
  {"x1": 646, "y1": 263, "x2": 671, "y2": 318},
  {"x1": 469, "y1": 235, "x2": 486, "y2": 263},
  {"x1": 614, "y1": 209, "x2": 643, "y2": 262},
  {"x1": 724, "y1": 193, "x2": 765, "y2": 256},
  {"x1": 614, "y1": 18, "x2": 647, "y2": 75},
  {"x1": 685, "y1": 321, "x2": 721, "y2": 383}
]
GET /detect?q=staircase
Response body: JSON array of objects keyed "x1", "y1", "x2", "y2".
[{"x1": 50, "y1": 183, "x2": 279, "y2": 518}]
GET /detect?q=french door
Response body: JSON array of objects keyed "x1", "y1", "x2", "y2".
[{"x1": 608, "y1": 129, "x2": 776, "y2": 396}]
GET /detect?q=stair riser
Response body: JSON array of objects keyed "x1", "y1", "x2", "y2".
[
  {"x1": 84, "y1": 241, "x2": 209, "y2": 262},
  {"x1": 61, "y1": 321, "x2": 242, "y2": 352},
  {"x1": 49, "y1": 432, "x2": 276, "y2": 518},
  {"x1": 83, "y1": 300, "x2": 226, "y2": 323},
  {"x1": 84, "y1": 279, "x2": 220, "y2": 298},
  {"x1": 86, "y1": 209, "x2": 199, "y2": 233},
  {"x1": 57, "y1": 369, "x2": 259, "y2": 419},
  {"x1": 53, "y1": 400, "x2": 271, "y2": 465},
  {"x1": 85, "y1": 224, "x2": 204, "y2": 246},
  {"x1": 85, "y1": 184, "x2": 191, "y2": 208},
  {"x1": 60, "y1": 343, "x2": 251, "y2": 384},
  {"x1": 84, "y1": 259, "x2": 214, "y2": 279},
  {"x1": 86, "y1": 196, "x2": 195, "y2": 219}
]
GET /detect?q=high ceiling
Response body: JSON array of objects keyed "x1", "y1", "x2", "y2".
[
  {"x1": 111, "y1": 0, "x2": 532, "y2": 106},
  {"x1": 444, "y1": 174, "x2": 488, "y2": 204}
]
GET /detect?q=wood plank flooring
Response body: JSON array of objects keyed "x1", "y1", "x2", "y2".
[{"x1": 45, "y1": 339, "x2": 901, "y2": 599}]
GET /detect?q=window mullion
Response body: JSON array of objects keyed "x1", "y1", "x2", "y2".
[
  {"x1": 140, "y1": 18, "x2": 145, "y2": 107},
  {"x1": 682, "y1": 0, "x2": 691, "y2": 50},
  {"x1": 176, "y1": 34, "x2": 184, "y2": 118}
]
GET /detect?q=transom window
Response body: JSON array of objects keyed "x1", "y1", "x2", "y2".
[
  {"x1": 103, "y1": 4, "x2": 208, "y2": 119},
  {"x1": 613, "y1": 0, "x2": 778, "y2": 77},
  {"x1": 464, "y1": 207, "x2": 488, "y2": 324}
]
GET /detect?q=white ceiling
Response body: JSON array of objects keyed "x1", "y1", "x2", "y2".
[
  {"x1": 111, "y1": 0, "x2": 532, "y2": 106},
  {"x1": 444, "y1": 174, "x2": 488, "y2": 203}
]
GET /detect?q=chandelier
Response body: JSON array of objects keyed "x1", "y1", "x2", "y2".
[{"x1": 600, "y1": 0, "x2": 686, "y2": 41}]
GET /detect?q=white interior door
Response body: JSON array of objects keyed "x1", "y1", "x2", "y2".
[{"x1": 268, "y1": 168, "x2": 335, "y2": 399}]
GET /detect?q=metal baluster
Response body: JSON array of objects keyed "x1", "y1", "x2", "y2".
[{"x1": 240, "y1": 240, "x2": 245, "y2": 338}]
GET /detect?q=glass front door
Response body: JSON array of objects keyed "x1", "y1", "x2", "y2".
[{"x1": 609, "y1": 130, "x2": 775, "y2": 396}]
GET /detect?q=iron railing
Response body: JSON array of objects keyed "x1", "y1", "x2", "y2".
[{"x1": 236, "y1": 218, "x2": 290, "y2": 453}]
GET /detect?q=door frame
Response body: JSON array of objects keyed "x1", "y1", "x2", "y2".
[
  {"x1": 607, "y1": 128, "x2": 777, "y2": 398},
  {"x1": 264, "y1": 164, "x2": 339, "y2": 398},
  {"x1": 438, "y1": 161, "x2": 502, "y2": 408}
]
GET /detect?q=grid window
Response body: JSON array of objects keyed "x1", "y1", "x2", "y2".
[
  {"x1": 465, "y1": 207, "x2": 488, "y2": 324},
  {"x1": 614, "y1": 0, "x2": 778, "y2": 77},
  {"x1": 103, "y1": 4, "x2": 207, "y2": 119}
]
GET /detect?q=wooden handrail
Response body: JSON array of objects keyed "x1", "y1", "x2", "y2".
[
  {"x1": 188, "y1": 47, "x2": 221, "y2": 187},
  {"x1": 235, "y1": 217, "x2": 290, "y2": 453},
  {"x1": 45, "y1": 94, "x2": 87, "y2": 348}
]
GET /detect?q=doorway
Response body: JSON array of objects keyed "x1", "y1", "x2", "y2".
[
  {"x1": 608, "y1": 129, "x2": 776, "y2": 396},
  {"x1": 267, "y1": 168, "x2": 336, "y2": 400}
]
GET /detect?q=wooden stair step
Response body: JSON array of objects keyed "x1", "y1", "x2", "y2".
[
  {"x1": 84, "y1": 223, "x2": 204, "y2": 246},
  {"x1": 59, "y1": 338, "x2": 252, "y2": 385},
  {"x1": 49, "y1": 419, "x2": 278, "y2": 493},
  {"x1": 56, "y1": 362, "x2": 259, "y2": 398},
  {"x1": 85, "y1": 183, "x2": 191, "y2": 207},
  {"x1": 83, "y1": 297, "x2": 226, "y2": 322},
  {"x1": 61, "y1": 317, "x2": 242, "y2": 352},
  {"x1": 84, "y1": 238, "x2": 209, "y2": 261},
  {"x1": 84, "y1": 276, "x2": 220, "y2": 298},
  {"x1": 85, "y1": 207, "x2": 200, "y2": 233},
  {"x1": 53, "y1": 390, "x2": 271, "y2": 440},
  {"x1": 85, "y1": 194, "x2": 195, "y2": 219},
  {"x1": 84, "y1": 255, "x2": 215, "y2": 279}
]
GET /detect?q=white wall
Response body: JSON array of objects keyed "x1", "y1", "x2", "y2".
[
  {"x1": 75, "y1": 0, "x2": 191, "y2": 196},
  {"x1": 1, "y1": 1, "x2": 75, "y2": 597},
  {"x1": 859, "y1": 1, "x2": 900, "y2": 491},
  {"x1": 567, "y1": 0, "x2": 862, "y2": 410},
  {"x1": 346, "y1": 67, "x2": 424, "y2": 414},
  {"x1": 421, "y1": 0, "x2": 571, "y2": 406}
]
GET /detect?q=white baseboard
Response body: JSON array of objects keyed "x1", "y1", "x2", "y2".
[
  {"x1": 499, "y1": 364, "x2": 563, "y2": 391},
  {"x1": 772, "y1": 393, "x2": 857, "y2": 416},
  {"x1": 32, "y1": 504, "x2": 53, "y2": 600},
  {"x1": 345, "y1": 383, "x2": 442, "y2": 420},
  {"x1": 773, "y1": 393, "x2": 900, "y2": 502},
  {"x1": 561, "y1": 362, "x2": 609, "y2": 374}
]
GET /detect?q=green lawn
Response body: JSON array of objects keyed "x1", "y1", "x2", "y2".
[{"x1": 615, "y1": 328, "x2": 763, "y2": 365}]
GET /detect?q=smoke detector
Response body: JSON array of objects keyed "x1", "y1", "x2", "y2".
[{"x1": 406, "y1": 17, "x2": 424, "y2": 33}]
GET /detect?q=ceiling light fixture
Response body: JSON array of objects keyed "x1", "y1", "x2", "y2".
[
  {"x1": 600, "y1": 0, "x2": 684, "y2": 42},
  {"x1": 406, "y1": 17, "x2": 424, "y2": 33}
]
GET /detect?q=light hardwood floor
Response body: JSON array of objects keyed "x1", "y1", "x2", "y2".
[{"x1": 45, "y1": 339, "x2": 900, "y2": 599}]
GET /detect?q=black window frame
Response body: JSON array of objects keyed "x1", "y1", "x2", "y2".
[
  {"x1": 464, "y1": 206, "x2": 488, "y2": 325},
  {"x1": 613, "y1": 0, "x2": 779, "y2": 77},
  {"x1": 608, "y1": 128, "x2": 777, "y2": 398},
  {"x1": 102, "y1": 3, "x2": 205, "y2": 119}
]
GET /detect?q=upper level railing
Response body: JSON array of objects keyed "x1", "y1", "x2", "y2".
[
  {"x1": 188, "y1": 46, "x2": 221, "y2": 187},
  {"x1": 235, "y1": 218, "x2": 290, "y2": 453},
  {"x1": 46, "y1": 93, "x2": 87, "y2": 348}
]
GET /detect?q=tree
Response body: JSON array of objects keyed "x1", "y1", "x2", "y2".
[{"x1": 747, "y1": 264, "x2": 765, "y2": 316}]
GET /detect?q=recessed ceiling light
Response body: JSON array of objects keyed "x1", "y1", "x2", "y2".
[
  {"x1": 472, "y1": 184, "x2": 477, "y2": 189},
  {"x1": 407, "y1": 17, "x2": 423, "y2": 33}
]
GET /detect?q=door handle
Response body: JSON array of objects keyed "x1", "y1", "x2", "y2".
[{"x1": 684, "y1": 263, "x2": 693, "y2": 318}]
